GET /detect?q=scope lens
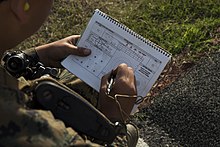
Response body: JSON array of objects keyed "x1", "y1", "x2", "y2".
[{"x1": 7, "y1": 56, "x2": 24, "y2": 72}]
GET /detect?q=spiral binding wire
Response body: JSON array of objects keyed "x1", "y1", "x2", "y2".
[{"x1": 94, "y1": 9, "x2": 171, "y2": 58}]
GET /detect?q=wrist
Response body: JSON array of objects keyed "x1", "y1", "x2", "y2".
[{"x1": 23, "y1": 48, "x2": 39, "y2": 64}]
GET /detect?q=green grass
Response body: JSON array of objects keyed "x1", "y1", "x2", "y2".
[
  {"x1": 123, "y1": 0, "x2": 220, "y2": 54},
  {"x1": 18, "y1": 0, "x2": 220, "y2": 57}
]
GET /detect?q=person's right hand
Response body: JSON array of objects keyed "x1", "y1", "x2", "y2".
[{"x1": 98, "y1": 63, "x2": 137, "y2": 122}]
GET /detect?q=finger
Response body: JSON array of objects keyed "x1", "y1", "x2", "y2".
[
  {"x1": 66, "y1": 35, "x2": 91, "y2": 56},
  {"x1": 128, "y1": 67, "x2": 137, "y2": 93},
  {"x1": 66, "y1": 45, "x2": 91, "y2": 56},
  {"x1": 114, "y1": 64, "x2": 136, "y2": 91},
  {"x1": 127, "y1": 66, "x2": 135, "y2": 82},
  {"x1": 67, "y1": 35, "x2": 81, "y2": 45},
  {"x1": 76, "y1": 47, "x2": 91, "y2": 56},
  {"x1": 100, "y1": 71, "x2": 112, "y2": 90},
  {"x1": 115, "y1": 63, "x2": 128, "y2": 77}
]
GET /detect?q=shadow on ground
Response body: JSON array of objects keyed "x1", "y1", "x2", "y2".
[{"x1": 135, "y1": 51, "x2": 220, "y2": 146}]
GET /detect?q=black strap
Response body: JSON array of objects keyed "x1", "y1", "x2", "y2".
[{"x1": 32, "y1": 79, "x2": 124, "y2": 144}]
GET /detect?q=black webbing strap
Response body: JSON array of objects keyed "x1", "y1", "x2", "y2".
[{"x1": 32, "y1": 78, "x2": 122, "y2": 144}]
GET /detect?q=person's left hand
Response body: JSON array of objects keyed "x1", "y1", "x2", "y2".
[{"x1": 35, "y1": 35, "x2": 91, "y2": 67}]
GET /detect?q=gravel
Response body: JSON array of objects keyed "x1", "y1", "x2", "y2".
[{"x1": 134, "y1": 51, "x2": 220, "y2": 147}]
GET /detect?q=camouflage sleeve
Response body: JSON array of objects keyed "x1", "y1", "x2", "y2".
[{"x1": 0, "y1": 86, "x2": 100, "y2": 147}]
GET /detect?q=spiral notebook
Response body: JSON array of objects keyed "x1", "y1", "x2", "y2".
[{"x1": 62, "y1": 9, "x2": 172, "y2": 113}]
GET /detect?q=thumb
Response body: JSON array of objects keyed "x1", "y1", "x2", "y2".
[
  {"x1": 67, "y1": 45, "x2": 91, "y2": 56},
  {"x1": 77, "y1": 47, "x2": 91, "y2": 56}
]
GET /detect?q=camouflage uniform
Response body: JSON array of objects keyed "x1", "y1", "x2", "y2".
[
  {"x1": 0, "y1": 67, "x2": 127, "y2": 147},
  {"x1": 58, "y1": 70, "x2": 128, "y2": 146},
  {"x1": 0, "y1": 67, "x2": 101, "y2": 147}
]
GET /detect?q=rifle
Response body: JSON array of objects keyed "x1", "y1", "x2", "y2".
[{"x1": 2, "y1": 50, "x2": 126, "y2": 144}]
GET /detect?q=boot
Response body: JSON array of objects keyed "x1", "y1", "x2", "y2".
[{"x1": 126, "y1": 123, "x2": 139, "y2": 147}]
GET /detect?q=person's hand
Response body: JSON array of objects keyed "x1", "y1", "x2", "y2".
[
  {"x1": 35, "y1": 35, "x2": 91, "y2": 67},
  {"x1": 98, "y1": 63, "x2": 137, "y2": 122}
]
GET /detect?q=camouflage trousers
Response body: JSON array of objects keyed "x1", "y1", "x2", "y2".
[
  {"x1": 58, "y1": 69, "x2": 128, "y2": 146},
  {"x1": 0, "y1": 67, "x2": 127, "y2": 147}
]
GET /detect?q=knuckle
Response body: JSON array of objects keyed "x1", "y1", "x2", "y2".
[{"x1": 118, "y1": 63, "x2": 128, "y2": 69}]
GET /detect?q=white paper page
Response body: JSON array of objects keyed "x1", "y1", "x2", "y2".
[{"x1": 62, "y1": 9, "x2": 171, "y2": 113}]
